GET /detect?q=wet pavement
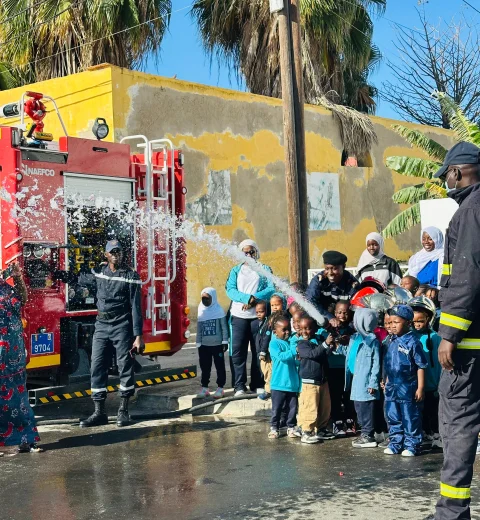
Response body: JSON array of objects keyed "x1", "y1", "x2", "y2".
[{"x1": 2, "y1": 416, "x2": 479, "y2": 520}]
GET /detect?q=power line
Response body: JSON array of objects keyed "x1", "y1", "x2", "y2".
[
  {"x1": 0, "y1": 5, "x2": 189, "y2": 77},
  {"x1": 463, "y1": 0, "x2": 480, "y2": 15},
  {"x1": 0, "y1": 0, "x2": 89, "y2": 47}
]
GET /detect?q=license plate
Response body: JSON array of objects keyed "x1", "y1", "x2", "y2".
[{"x1": 31, "y1": 333, "x2": 54, "y2": 355}]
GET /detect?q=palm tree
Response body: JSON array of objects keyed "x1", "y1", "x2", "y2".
[
  {"x1": 383, "y1": 93, "x2": 480, "y2": 238},
  {"x1": 191, "y1": 0, "x2": 385, "y2": 113},
  {"x1": 0, "y1": 0, "x2": 172, "y2": 84}
]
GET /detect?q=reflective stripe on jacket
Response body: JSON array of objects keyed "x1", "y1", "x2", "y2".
[{"x1": 439, "y1": 184, "x2": 480, "y2": 350}]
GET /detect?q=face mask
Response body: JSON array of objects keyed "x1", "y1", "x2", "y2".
[
  {"x1": 445, "y1": 172, "x2": 457, "y2": 193},
  {"x1": 202, "y1": 297, "x2": 211, "y2": 307}
]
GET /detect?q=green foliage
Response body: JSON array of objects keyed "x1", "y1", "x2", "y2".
[
  {"x1": 382, "y1": 95, "x2": 480, "y2": 237},
  {"x1": 0, "y1": 0, "x2": 172, "y2": 84},
  {"x1": 435, "y1": 93, "x2": 480, "y2": 145},
  {"x1": 383, "y1": 204, "x2": 421, "y2": 239},
  {"x1": 391, "y1": 125, "x2": 447, "y2": 162},
  {"x1": 385, "y1": 156, "x2": 440, "y2": 179}
]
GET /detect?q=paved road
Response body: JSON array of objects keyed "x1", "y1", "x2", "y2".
[{"x1": 2, "y1": 416, "x2": 478, "y2": 520}]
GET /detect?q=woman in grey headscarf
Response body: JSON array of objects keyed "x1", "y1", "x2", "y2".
[{"x1": 225, "y1": 239, "x2": 275, "y2": 396}]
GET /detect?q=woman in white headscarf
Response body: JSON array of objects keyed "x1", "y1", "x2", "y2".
[
  {"x1": 408, "y1": 227, "x2": 444, "y2": 288},
  {"x1": 356, "y1": 232, "x2": 403, "y2": 286},
  {"x1": 225, "y1": 239, "x2": 275, "y2": 396}
]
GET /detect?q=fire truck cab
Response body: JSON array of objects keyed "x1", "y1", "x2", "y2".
[{"x1": 0, "y1": 92, "x2": 190, "y2": 390}]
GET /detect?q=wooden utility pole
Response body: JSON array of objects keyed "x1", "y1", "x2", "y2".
[
  {"x1": 289, "y1": 0, "x2": 309, "y2": 285},
  {"x1": 276, "y1": 0, "x2": 308, "y2": 285},
  {"x1": 277, "y1": 0, "x2": 302, "y2": 284}
]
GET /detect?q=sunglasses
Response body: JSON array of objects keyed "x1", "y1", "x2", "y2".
[{"x1": 244, "y1": 250, "x2": 256, "y2": 257}]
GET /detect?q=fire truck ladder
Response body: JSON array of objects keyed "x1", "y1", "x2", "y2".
[{"x1": 120, "y1": 136, "x2": 176, "y2": 336}]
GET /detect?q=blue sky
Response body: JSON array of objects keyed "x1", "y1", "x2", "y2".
[{"x1": 145, "y1": 0, "x2": 479, "y2": 120}]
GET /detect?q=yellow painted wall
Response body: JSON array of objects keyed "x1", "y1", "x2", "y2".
[{"x1": 0, "y1": 64, "x2": 455, "y2": 314}]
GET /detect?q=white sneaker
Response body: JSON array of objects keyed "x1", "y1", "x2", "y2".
[
  {"x1": 401, "y1": 449, "x2": 415, "y2": 457},
  {"x1": 256, "y1": 388, "x2": 265, "y2": 395},
  {"x1": 384, "y1": 447, "x2": 395, "y2": 455},
  {"x1": 234, "y1": 390, "x2": 246, "y2": 397},
  {"x1": 197, "y1": 387, "x2": 210, "y2": 398},
  {"x1": 212, "y1": 388, "x2": 224, "y2": 399}
]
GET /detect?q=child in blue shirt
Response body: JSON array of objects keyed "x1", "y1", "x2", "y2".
[
  {"x1": 383, "y1": 305, "x2": 428, "y2": 457},
  {"x1": 336, "y1": 308, "x2": 381, "y2": 448},
  {"x1": 411, "y1": 299, "x2": 442, "y2": 447},
  {"x1": 258, "y1": 293, "x2": 287, "y2": 400},
  {"x1": 268, "y1": 313, "x2": 300, "y2": 439}
]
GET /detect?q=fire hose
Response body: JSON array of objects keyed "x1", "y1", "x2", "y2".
[{"x1": 35, "y1": 393, "x2": 259, "y2": 426}]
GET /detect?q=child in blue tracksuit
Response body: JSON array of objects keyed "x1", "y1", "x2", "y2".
[
  {"x1": 268, "y1": 313, "x2": 300, "y2": 439},
  {"x1": 411, "y1": 302, "x2": 442, "y2": 445},
  {"x1": 383, "y1": 305, "x2": 428, "y2": 457},
  {"x1": 335, "y1": 308, "x2": 381, "y2": 448}
]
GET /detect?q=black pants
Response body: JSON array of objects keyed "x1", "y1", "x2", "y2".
[
  {"x1": 329, "y1": 367, "x2": 355, "y2": 422},
  {"x1": 198, "y1": 345, "x2": 226, "y2": 388},
  {"x1": 374, "y1": 390, "x2": 388, "y2": 434},
  {"x1": 271, "y1": 390, "x2": 298, "y2": 430},
  {"x1": 230, "y1": 316, "x2": 262, "y2": 391},
  {"x1": 90, "y1": 316, "x2": 134, "y2": 401},
  {"x1": 423, "y1": 390, "x2": 439, "y2": 435},
  {"x1": 436, "y1": 352, "x2": 480, "y2": 520},
  {"x1": 354, "y1": 400, "x2": 375, "y2": 438}
]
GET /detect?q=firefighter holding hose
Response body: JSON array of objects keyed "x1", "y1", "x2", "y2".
[{"x1": 54, "y1": 240, "x2": 144, "y2": 428}]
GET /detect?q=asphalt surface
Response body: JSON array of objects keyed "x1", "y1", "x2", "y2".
[{"x1": 2, "y1": 415, "x2": 479, "y2": 520}]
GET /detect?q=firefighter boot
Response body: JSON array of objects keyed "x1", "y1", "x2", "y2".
[
  {"x1": 79, "y1": 400, "x2": 108, "y2": 428},
  {"x1": 117, "y1": 397, "x2": 130, "y2": 427}
]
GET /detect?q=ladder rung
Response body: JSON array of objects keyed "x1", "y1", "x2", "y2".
[
  {"x1": 152, "y1": 169, "x2": 168, "y2": 175},
  {"x1": 153, "y1": 196, "x2": 168, "y2": 201},
  {"x1": 154, "y1": 276, "x2": 169, "y2": 281},
  {"x1": 154, "y1": 303, "x2": 169, "y2": 308},
  {"x1": 154, "y1": 250, "x2": 168, "y2": 254}
]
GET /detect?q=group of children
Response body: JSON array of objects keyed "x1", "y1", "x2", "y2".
[{"x1": 195, "y1": 276, "x2": 442, "y2": 456}]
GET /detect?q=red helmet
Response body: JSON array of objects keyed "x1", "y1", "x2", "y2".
[
  {"x1": 350, "y1": 287, "x2": 378, "y2": 309},
  {"x1": 357, "y1": 276, "x2": 386, "y2": 293}
]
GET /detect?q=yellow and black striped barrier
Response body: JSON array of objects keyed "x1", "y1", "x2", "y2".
[{"x1": 29, "y1": 365, "x2": 197, "y2": 406}]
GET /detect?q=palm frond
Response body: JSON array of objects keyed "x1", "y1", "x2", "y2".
[
  {"x1": 392, "y1": 124, "x2": 447, "y2": 162},
  {"x1": 425, "y1": 181, "x2": 447, "y2": 199},
  {"x1": 435, "y1": 92, "x2": 480, "y2": 145},
  {"x1": 385, "y1": 156, "x2": 440, "y2": 179},
  {"x1": 382, "y1": 204, "x2": 421, "y2": 238},
  {"x1": 392, "y1": 184, "x2": 428, "y2": 204}
]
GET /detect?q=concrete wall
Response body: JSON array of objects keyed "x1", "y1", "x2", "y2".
[{"x1": 0, "y1": 64, "x2": 455, "y2": 314}]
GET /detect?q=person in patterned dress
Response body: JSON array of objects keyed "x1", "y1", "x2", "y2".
[{"x1": 0, "y1": 263, "x2": 42, "y2": 455}]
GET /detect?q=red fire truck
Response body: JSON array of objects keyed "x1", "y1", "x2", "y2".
[{"x1": 0, "y1": 92, "x2": 193, "y2": 404}]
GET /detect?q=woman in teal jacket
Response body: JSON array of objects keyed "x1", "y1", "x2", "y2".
[{"x1": 225, "y1": 239, "x2": 275, "y2": 395}]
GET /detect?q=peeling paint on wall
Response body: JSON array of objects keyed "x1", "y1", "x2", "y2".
[{"x1": 308, "y1": 172, "x2": 341, "y2": 231}]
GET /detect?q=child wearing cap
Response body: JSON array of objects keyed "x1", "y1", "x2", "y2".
[{"x1": 383, "y1": 305, "x2": 428, "y2": 457}]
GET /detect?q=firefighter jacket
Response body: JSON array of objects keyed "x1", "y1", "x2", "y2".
[{"x1": 439, "y1": 183, "x2": 480, "y2": 351}]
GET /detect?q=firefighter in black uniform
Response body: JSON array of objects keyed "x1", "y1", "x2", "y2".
[
  {"x1": 55, "y1": 240, "x2": 144, "y2": 428},
  {"x1": 429, "y1": 142, "x2": 480, "y2": 520}
]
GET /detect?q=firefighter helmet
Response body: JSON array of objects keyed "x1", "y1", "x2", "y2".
[
  {"x1": 350, "y1": 287, "x2": 378, "y2": 309},
  {"x1": 408, "y1": 295, "x2": 437, "y2": 318},
  {"x1": 357, "y1": 276, "x2": 386, "y2": 293},
  {"x1": 385, "y1": 286, "x2": 413, "y2": 305},
  {"x1": 362, "y1": 293, "x2": 395, "y2": 313}
]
